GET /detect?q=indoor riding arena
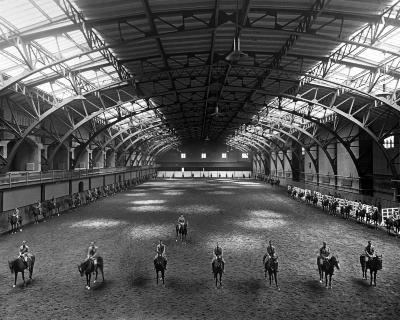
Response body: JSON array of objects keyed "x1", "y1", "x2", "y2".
[{"x1": 1, "y1": 1, "x2": 400, "y2": 319}]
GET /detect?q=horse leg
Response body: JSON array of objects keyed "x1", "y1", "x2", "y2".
[
  {"x1": 219, "y1": 272, "x2": 222, "y2": 287},
  {"x1": 274, "y1": 271, "x2": 279, "y2": 289},
  {"x1": 325, "y1": 273, "x2": 328, "y2": 288},
  {"x1": 374, "y1": 271, "x2": 377, "y2": 287},
  {"x1": 319, "y1": 267, "x2": 323, "y2": 283},
  {"x1": 87, "y1": 273, "x2": 91, "y2": 289},
  {"x1": 156, "y1": 271, "x2": 159, "y2": 285},
  {"x1": 13, "y1": 272, "x2": 17, "y2": 287},
  {"x1": 21, "y1": 271, "x2": 25, "y2": 286},
  {"x1": 162, "y1": 270, "x2": 165, "y2": 286},
  {"x1": 369, "y1": 270, "x2": 373, "y2": 286}
]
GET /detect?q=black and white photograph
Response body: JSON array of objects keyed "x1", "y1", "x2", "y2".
[{"x1": 0, "y1": 0, "x2": 400, "y2": 319}]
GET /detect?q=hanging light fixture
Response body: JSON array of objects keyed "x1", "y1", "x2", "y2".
[{"x1": 226, "y1": 0, "x2": 248, "y2": 63}]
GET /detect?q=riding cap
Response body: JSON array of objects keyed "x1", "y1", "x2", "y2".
[
  {"x1": 90, "y1": 241, "x2": 95, "y2": 246},
  {"x1": 323, "y1": 241, "x2": 326, "y2": 245},
  {"x1": 368, "y1": 240, "x2": 371, "y2": 244},
  {"x1": 22, "y1": 241, "x2": 26, "y2": 244}
]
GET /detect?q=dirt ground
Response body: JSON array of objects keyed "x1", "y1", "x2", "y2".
[{"x1": 1, "y1": 179, "x2": 399, "y2": 320}]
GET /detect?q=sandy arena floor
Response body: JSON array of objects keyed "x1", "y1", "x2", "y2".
[{"x1": 0, "y1": 179, "x2": 399, "y2": 320}]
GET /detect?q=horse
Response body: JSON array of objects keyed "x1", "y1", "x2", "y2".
[
  {"x1": 317, "y1": 255, "x2": 340, "y2": 289},
  {"x1": 8, "y1": 214, "x2": 22, "y2": 233},
  {"x1": 154, "y1": 254, "x2": 166, "y2": 285},
  {"x1": 360, "y1": 255, "x2": 382, "y2": 286},
  {"x1": 48, "y1": 199, "x2": 60, "y2": 217},
  {"x1": 321, "y1": 198, "x2": 329, "y2": 212},
  {"x1": 329, "y1": 200, "x2": 338, "y2": 216},
  {"x1": 30, "y1": 205, "x2": 41, "y2": 224},
  {"x1": 8, "y1": 254, "x2": 35, "y2": 287},
  {"x1": 263, "y1": 256, "x2": 279, "y2": 289},
  {"x1": 175, "y1": 222, "x2": 188, "y2": 242},
  {"x1": 344, "y1": 204, "x2": 352, "y2": 220},
  {"x1": 305, "y1": 193, "x2": 312, "y2": 204},
  {"x1": 384, "y1": 216, "x2": 400, "y2": 235},
  {"x1": 78, "y1": 257, "x2": 104, "y2": 290},
  {"x1": 356, "y1": 208, "x2": 366, "y2": 224},
  {"x1": 371, "y1": 209, "x2": 380, "y2": 229},
  {"x1": 212, "y1": 257, "x2": 224, "y2": 288},
  {"x1": 384, "y1": 217, "x2": 394, "y2": 235},
  {"x1": 312, "y1": 195, "x2": 318, "y2": 206}
]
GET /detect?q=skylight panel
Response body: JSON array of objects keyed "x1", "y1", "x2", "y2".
[
  {"x1": 357, "y1": 48, "x2": 386, "y2": 62},
  {"x1": 32, "y1": 0, "x2": 65, "y2": 19},
  {"x1": 1, "y1": 1, "x2": 43, "y2": 30}
]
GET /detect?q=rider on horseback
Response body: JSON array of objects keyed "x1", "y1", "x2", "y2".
[
  {"x1": 212, "y1": 243, "x2": 225, "y2": 273},
  {"x1": 13, "y1": 207, "x2": 19, "y2": 218},
  {"x1": 87, "y1": 241, "x2": 99, "y2": 270},
  {"x1": 364, "y1": 240, "x2": 376, "y2": 262},
  {"x1": 178, "y1": 214, "x2": 185, "y2": 226},
  {"x1": 19, "y1": 241, "x2": 29, "y2": 266},
  {"x1": 154, "y1": 240, "x2": 167, "y2": 270},
  {"x1": 263, "y1": 240, "x2": 278, "y2": 265},
  {"x1": 36, "y1": 200, "x2": 42, "y2": 212},
  {"x1": 319, "y1": 241, "x2": 331, "y2": 264}
]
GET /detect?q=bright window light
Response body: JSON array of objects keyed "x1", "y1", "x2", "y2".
[
  {"x1": 384, "y1": 135, "x2": 394, "y2": 149},
  {"x1": 241, "y1": 153, "x2": 248, "y2": 159},
  {"x1": 181, "y1": 153, "x2": 186, "y2": 159},
  {"x1": 222, "y1": 153, "x2": 227, "y2": 159},
  {"x1": 201, "y1": 153, "x2": 206, "y2": 159}
]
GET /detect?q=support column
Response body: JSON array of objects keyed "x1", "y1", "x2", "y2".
[
  {"x1": 106, "y1": 151, "x2": 116, "y2": 168},
  {"x1": 32, "y1": 142, "x2": 43, "y2": 172}
]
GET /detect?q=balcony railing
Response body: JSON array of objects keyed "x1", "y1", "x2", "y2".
[{"x1": 0, "y1": 166, "x2": 156, "y2": 189}]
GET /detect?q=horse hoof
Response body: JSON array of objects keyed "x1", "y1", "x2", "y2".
[
  {"x1": 12, "y1": 285, "x2": 15, "y2": 288},
  {"x1": 94, "y1": 280, "x2": 96, "y2": 284},
  {"x1": 87, "y1": 287, "x2": 91, "y2": 290},
  {"x1": 319, "y1": 280, "x2": 322, "y2": 283}
]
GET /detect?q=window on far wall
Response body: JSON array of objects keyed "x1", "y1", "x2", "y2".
[
  {"x1": 384, "y1": 135, "x2": 394, "y2": 149},
  {"x1": 222, "y1": 153, "x2": 227, "y2": 159},
  {"x1": 181, "y1": 153, "x2": 186, "y2": 159},
  {"x1": 241, "y1": 153, "x2": 248, "y2": 159},
  {"x1": 201, "y1": 153, "x2": 206, "y2": 159}
]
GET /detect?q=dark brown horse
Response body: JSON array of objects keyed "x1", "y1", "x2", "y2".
[
  {"x1": 175, "y1": 223, "x2": 188, "y2": 242},
  {"x1": 30, "y1": 205, "x2": 41, "y2": 224},
  {"x1": 212, "y1": 257, "x2": 224, "y2": 288},
  {"x1": 360, "y1": 255, "x2": 382, "y2": 286},
  {"x1": 8, "y1": 214, "x2": 18, "y2": 234},
  {"x1": 154, "y1": 255, "x2": 166, "y2": 285},
  {"x1": 321, "y1": 198, "x2": 329, "y2": 212},
  {"x1": 317, "y1": 255, "x2": 340, "y2": 289},
  {"x1": 263, "y1": 256, "x2": 279, "y2": 289},
  {"x1": 78, "y1": 257, "x2": 104, "y2": 290},
  {"x1": 371, "y1": 209, "x2": 381, "y2": 229},
  {"x1": 8, "y1": 254, "x2": 35, "y2": 287}
]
